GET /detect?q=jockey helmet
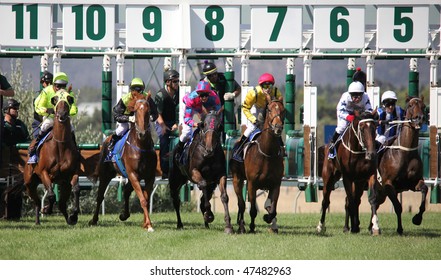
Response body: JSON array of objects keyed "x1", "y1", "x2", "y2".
[
  {"x1": 348, "y1": 81, "x2": 365, "y2": 94},
  {"x1": 53, "y1": 72, "x2": 69, "y2": 85},
  {"x1": 163, "y1": 69, "x2": 179, "y2": 82},
  {"x1": 352, "y1": 67, "x2": 366, "y2": 86},
  {"x1": 40, "y1": 71, "x2": 53, "y2": 84},
  {"x1": 258, "y1": 73, "x2": 275, "y2": 85},
  {"x1": 196, "y1": 81, "x2": 211, "y2": 94},
  {"x1": 381, "y1": 90, "x2": 398, "y2": 103},
  {"x1": 129, "y1": 77, "x2": 145, "y2": 91},
  {"x1": 3, "y1": 98, "x2": 20, "y2": 112},
  {"x1": 202, "y1": 61, "x2": 217, "y2": 76}
]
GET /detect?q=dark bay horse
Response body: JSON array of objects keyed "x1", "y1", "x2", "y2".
[
  {"x1": 89, "y1": 94, "x2": 157, "y2": 232},
  {"x1": 230, "y1": 95, "x2": 285, "y2": 233},
  {"x1": 23, "y1": 89, "x2": 80, "y2": 225},
  {"x1": 369, "y1": 97, "x2": 427, "y2": 235},
  {"x1": 169, "y1": 110, "x2": 233, "y2": 233},
  {"x1": 317, "y1": 109, "x2": 377, "y2": 234}
]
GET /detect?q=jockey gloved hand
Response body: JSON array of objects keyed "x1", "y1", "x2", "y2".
[
  {"x1": 346, "y1": 114, "x2": 355, "y2": 122},
  {"x1": 128, "y1": 115, "x2": 136, "y2": 123},
  {"x1": 46, "y1": 108, "x2": 55, "y2": 115},
  {"x1": 223, "y1": 92, "x2": 235, "y2": 100}
]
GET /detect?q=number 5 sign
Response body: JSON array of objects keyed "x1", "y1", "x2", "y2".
[
  {"x1": 377, "y1": 6, "x2": 429, "y2": 49},
  {"x1": 63, "y1": 4, "x2": 115, "y2": 48},
  {"x1": 314, "y1": 6, "x2": 365, "y2": 50}
]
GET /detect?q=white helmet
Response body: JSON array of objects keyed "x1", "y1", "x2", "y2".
[
  {"x1": 348, "y1": 81, "x2": 365, "y2": 93},
  {"x1": 381, "y1": 90, "x2": 398, "y2": 103}
]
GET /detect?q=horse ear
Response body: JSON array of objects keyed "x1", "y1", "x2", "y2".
[
  {"x1": 266, "y1": 93, "x2": 271, "y2": 103},
  {"x1": 51, "y1": 96, "x2": 58, "y2": 106},
  {"x1": 67, "y1": 95, "x2": 74, "y2": 105},
  {"x1": 146, "y1": 90, "x2": 152, "y2": 99},
  {"x1": 217, "y1": 106, "x2": 224, "y2": 115},
  {"x1": 278, "y1": 95, "x2": 283, "y2": 102}
]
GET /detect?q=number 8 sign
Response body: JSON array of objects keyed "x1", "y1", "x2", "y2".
[{"x1": 190, "y1": 5, "x2": 240, "y2": 49}]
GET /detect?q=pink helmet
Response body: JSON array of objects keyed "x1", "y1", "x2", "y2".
[
  {"x1": 258, "y1": 73, "x2": 275, "y2": 85},
  {"x1": 196, "y1": 80, "x2": 211, "y2": 93}
]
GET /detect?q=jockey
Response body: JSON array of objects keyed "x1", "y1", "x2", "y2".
[
  {"x1": 107, "y1": 77, "x2": 158, "y2": 157},
  {"x1": 32, "y1": 71, "x2": 53, "y2": 138},
  {"x1": 328, "y1": 81, "x2": 372, "y2": 158},
  {"x1": 174, "y1": 80, "x2": 221, "y2": 161},
  {"x1": 376, "y1": 90, "x2": 405, "y2": 145},
  {"x1": 28, "y1": 72, "x2": 78, "y2": 164},
  {"x1": 234, "y1": 73, "x2": 283, "y2": 151}
]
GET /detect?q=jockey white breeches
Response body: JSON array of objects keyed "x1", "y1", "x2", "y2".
[
  {"x1": 243, "y1": 106, "x2": 264, "y2": 137},
  {"x1": 179, "y1": 123, "x2": 193, "y2": 143},
  {"x1": 115, "y1": 122, "x2": 129, "y2": 136}
]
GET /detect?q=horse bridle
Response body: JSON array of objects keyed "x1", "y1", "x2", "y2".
[
  {"x1": 341, "y1": 117, "x2": 375, "y2": 154},
  {"x1": 132, "y1": 99, "x2": 151, "y2": 136},
  {"x1": 198, "y1": 116, "x2": 221, "y2": 156},
  {"x1": 264, "y1": 100, "x2": 284, "y2": 136}
]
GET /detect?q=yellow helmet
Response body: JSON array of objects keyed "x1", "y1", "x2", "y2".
[
  {"x1": 129, "y1": 77, "x2": 145, "y2": 91},
  {"x1": 53, "y1": 72, "x2": 69, "y2": 85}
]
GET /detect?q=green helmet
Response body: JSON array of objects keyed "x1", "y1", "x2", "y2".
[
  {"x1": 129, "y1": 77, "x2": 145, "y2": 91},
  {"x1": 53, "y1": 72, "x2": 69, "y2": 85}
]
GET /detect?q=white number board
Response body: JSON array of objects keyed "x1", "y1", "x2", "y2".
[
  {"x1": 190, "y1": 5, "x2": 240, "y2": 49},
  {"x1": 377, "y1": 6, "x2": 429, "y2": 49},
  {"x1": 63, "y1": 4, "x2": 115, "y2": 48},
  {"x1": 314, "y1": 6, "x2": 365, "y2": 49},
  {"x1": 126, "y1": 5, "x2": 182, "y2": 49},
  {"x1": 0, "y1": 4, "x2": 51, "y2": 47},
  {"x1": 250, "y1": 6, "x2": 302, "y2": 50}
]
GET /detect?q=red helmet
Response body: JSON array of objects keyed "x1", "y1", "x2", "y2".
[
  {"x1": 258, "y1": 73, "x2": 275, "y2": 85},
  {"x1": 196, "y1": 81, "x2": 211, "y2": 93}
]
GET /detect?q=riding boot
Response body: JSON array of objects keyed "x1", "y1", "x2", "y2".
[
  {"x1": 328, "y1": 132, "x2": 340, "y2": 159},
  {"x1": 233, "y1": 135, "x2": 247, "y2": 160},
  {"x1": 107, "y1": 133, "x2": 120, "y2": 152},
  {"x1": 27, "y1": 132, "x2": 44, "y2": 164},
  {"x1": 174, "y1": 140, "x2": 185, "y2": 163},
  {"x1": 279, "y1": 138, "x2": 287, "y2": 157},
  {"x1": 72, "y1": 131, "x2": 78, "y2": 150}
]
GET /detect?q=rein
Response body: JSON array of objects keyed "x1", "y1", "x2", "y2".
[
  {"x1": 383, "y1": 121, "x2": 419, "y2": 152},
  {"x1": 341, "y1": 118, "x2": 375, "y2": 154}
]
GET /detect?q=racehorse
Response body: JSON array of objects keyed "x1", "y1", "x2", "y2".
[
  {"x1": 169, "y1": 110, "x2": 233, "y2": 233},
  {"x1": 317, "y1": 109, "x2": 378, "y2": 234},
  {"x1": 23, "y1": 89, "x2": 80, "y2": 225},
  {"x1": 369, "y1": 97, "x2": 427, "y2": 235},
  {"x1": 230, "y1": 95, "x2": 285, "y2": 233},
  {"x1": 89, "y1": 94, "x2": 157, "y2": 231}
]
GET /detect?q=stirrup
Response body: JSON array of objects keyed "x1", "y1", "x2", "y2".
[
  {"x1": 327, "y1": 148, "x2": 336, "y2": 159},
  {"x1": 104, "y1": 151, "x2": 113, "y2": 162}
]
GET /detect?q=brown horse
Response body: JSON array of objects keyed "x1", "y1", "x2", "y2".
[
  {"x1": 369, "y1": 97, "x2": 427, "y2": 235},
  {"x1": 89, "y1": 94, "x2": 157, "y2": 232},
  {"x1": 23, "y1": 89, "x2": 80, "y2": 225},
  {"x1": 169, "y1": 110, "x2": 232, "y2": 233},
  {"x1": 317, "y1": 109, "x2": 377, "y2": 234},
  {"x1": 230, "y1": 95, "x2": 285, "y2": 233}
]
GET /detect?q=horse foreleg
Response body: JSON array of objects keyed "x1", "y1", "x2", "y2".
[
  {"x1": 200, "y1": 186, "x2": 215, "y2": 228},
  {"x1": 248, "y1": 186, "x2": 257, "y2": 234},
  {"x1": 218, "y1": 175, "x2": 233, "y2": 234},
  {"x1": 68, "y1": 175, "x2": 80, "y2": 225},
  {"x1": 88, "y1": 178, "x2": 110, "y2": 226},
  {"x1": 263, "y1": 186, "x2": 280, "y2": 234},
  {"x1": 232, "y1": 175, "x2": 246, "y2": 234},
  {"x1": 119, "y1": 182, "x2": 133, "y2": 222},
  {"x1": 25, "y1": 177, "x2": 42, "y2": 225},
  {"x1": 317, "y1": 181, "x2": 334, "y2": 234},
  {"x1": 57, "y1": 182, "x2": 73, "y2": 225},
  {"x1": 412, "y1": 180, "x2": 428, "y2": 226},
  {"x1": 349, "y1": 183, "x2": 363, "y2": 234},
  {"x1": 129, "y1": 176, "x2": 153, "y2": 232},
  {"x1": 368, "y1": 177, "x2": 381, "y2": 235}
]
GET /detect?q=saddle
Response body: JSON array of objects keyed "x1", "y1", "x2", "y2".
[
  {"x1": 106, "y1": 132, "x2": 130, "y2": 177},
  {"x1": 176, "y1": 128, "x2": 200, "y2": 174},
  {"x1": 232, "y1": 130, "x2": 261, "y2": 162}
]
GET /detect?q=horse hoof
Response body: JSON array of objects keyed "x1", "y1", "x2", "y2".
[
  {"x1": 268, "y1": 228, "x2": 278, "y2": 234},
  {"x1": 146, "y1": 227, "x2": 154, "y2": 232},
  {"x1": 88, "y1": 220, "x2": 97, "y2": 226},
  {"x1": 224, "y1": 227, "x2": 234, "y2": 234},
  {"x1": 68, "y1": 215, "x2": 78, "y2": 225},
  {"x1": 412, "y1": 214, "x2": 422, "y2": 226},
  {"x1": 316, "y1": 225, "x2": 326, "y2": 234},
  {"x1": 119, "y1": 213, "x2": 130, "y2": 221},
  {"x1": 263, "y1": 214, "x2": 273, "y2": 224},
  {"x1": 371, "y1": 228, "x2": 381, "y2": 236},
  {"x1": 204, "y1": 212, "x2": 214, "y2": 224},
  {"x1": 41, "y1": 206, "x2": 53, "y2": 215}
]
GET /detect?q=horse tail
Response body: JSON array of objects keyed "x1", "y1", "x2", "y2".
[
  {"x1": 90, "y1": 144, "x2": 107, "y2": 184},
  {"x1": 318, "y1": 145, "x2": 325, "y2": 177}
]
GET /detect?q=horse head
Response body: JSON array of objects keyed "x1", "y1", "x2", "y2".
[
  {"x1": 128, "y1": 94, "x2": 151, "y2": 140},
  {"x1": 405, "y1": 96, "x2": 425, "y2": 130},
  {"x1": 265, "y1": 95, "x2": 285, "y2": 137},
  {"x1": 51, "y1": 89, "x2": 74, "y2": 123},
  {"x1": 199, "y1": 110, "x2": 222, "y2": 157},
  {"x1": 353, "y1": 109, "x2": 377, "y2": 160}
]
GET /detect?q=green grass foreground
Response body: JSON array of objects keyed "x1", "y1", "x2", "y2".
[{"x1": 1, "y1": 212, "x2": 441, "y2": 260}]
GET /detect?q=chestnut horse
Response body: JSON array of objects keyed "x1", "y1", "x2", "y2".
[
  {"x1": 23, "y1": 89, "x2": 80, "y2": 225},
  {"x1": 89, "y1": 95, "x2": 157, "y2": 232},
  {"x1": 369, "y1": 97, "x2": 427, "y2": 235},
  {"x1": 317, "y1": 109, "x2": 377, "y2": 234},
  {"x1": 169, "y1": 110, "x2": 232, "y2": 233},
  {"x1": 230, "y1": 95, "x2": 285, "y2": 233}
]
